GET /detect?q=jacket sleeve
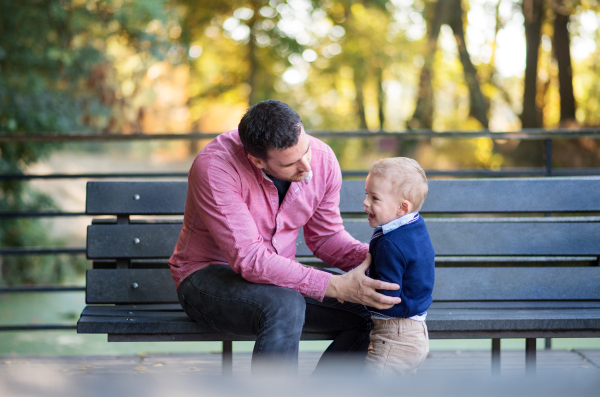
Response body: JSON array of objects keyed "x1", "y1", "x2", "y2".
[
  {"x1": 189, "y1": 154, "x2": 331, "y2": 301},
  {"x1": 372, "y1": 239, "x2": 411, "y2": 317},
  {"x1": 302, "y1": 147, "x2": 368, "y2": 272}
]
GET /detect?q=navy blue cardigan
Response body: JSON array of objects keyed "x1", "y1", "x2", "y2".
[{"x1": 366, "y1": 216, "x2": 435, "y2": 318}]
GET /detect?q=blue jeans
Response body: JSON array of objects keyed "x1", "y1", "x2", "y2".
[{"x1": 177, "y1": 265, "x2": 373, "y2": 373}]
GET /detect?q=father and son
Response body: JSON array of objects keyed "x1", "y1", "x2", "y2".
[{"x1": 168, "y1": 100, "x2": 435, "y2": 375}]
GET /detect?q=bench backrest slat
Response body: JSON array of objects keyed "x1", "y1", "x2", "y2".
[
  {"x1": 86, "y1": 267, "x2": 600, "y2": 304},
  {"x1": 433, "y1": 267, "x2": 600, "y2": 301},
  {"x1": 87, "y1": 220, "x2": 600, "y2": 259},
  {"x1": 86, "y1": 269, "x2": 177, "y2": 304},
  {"x1": 86, "y1": 182, "x2": 187, "y2": 215},
  {"x1": 87, "y1": 177, "x2": 600, "y2": 215}
]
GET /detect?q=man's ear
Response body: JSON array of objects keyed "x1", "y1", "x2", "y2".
[
  {"x1": 247, "y1": 153, "x2": 266, "y2": 169},
  {"x1": 397, "y1": 200, "x2": 412, "y2": 216}
]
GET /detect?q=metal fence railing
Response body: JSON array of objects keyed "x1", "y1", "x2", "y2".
[{"x1": 1, "y1": 128, "x2": 600, "y2": 332}]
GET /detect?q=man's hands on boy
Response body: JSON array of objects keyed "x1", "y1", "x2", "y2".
[{"x1": 325, "y1": 253, "x2": 401, "y2": 310}]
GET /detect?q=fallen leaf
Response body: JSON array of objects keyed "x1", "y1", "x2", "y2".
[
  {"x1": 79, "y1": 365, "x2": 93, "y2": 370},
  {"x1": 135, "y1": 366, "x2": 147, "y2": 371},
  {"x1": 152, "y1": 363, "x2": 165, "y2": 367}
]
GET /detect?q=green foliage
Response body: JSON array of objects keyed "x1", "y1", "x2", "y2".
[{"x1": 0, "y1": 0, "x2": 172, "y2": 285}]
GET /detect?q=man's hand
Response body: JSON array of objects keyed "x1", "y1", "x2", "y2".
[{"x1": 325, "y1": 253, "x2": 401, "y2": 310}]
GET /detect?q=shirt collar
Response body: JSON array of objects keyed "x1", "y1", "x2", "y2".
[{"x1": 375, "y1": 212, "x2": 419, "y2": 235}]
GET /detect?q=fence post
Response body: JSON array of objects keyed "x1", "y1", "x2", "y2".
[{"x1": 544, "y1": 139, "x2": 553, "y2": 176}]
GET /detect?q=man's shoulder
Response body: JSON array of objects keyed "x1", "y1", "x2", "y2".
[
  {"x1": 308, "y1": 134, "x2": 335, "y2": 159},
  {"x1": 191, "y1": 130, "x2": 250, "y2": 177},
  {"x1": 199, "y1": 130, "x2": 243, "y2": 157},
  {"x1": 307, "y1": 134, "x2": 340, "y2": 182}
]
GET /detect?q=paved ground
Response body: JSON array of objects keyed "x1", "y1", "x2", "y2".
[
  {"x1": 1, "y1": 349, "x2": 598, "y2": 377},
  {"x1": 1, "y1": 350, "x2": 599, "y2": 397}
]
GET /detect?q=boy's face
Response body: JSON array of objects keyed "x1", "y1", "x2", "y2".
[{"x1": 363, "y1": 173, "x2": 411, "y2": 228}]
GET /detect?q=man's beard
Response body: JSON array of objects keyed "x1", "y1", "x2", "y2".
[{"x1": 263, "y1": 165, "x2": 309, "y2": 182}]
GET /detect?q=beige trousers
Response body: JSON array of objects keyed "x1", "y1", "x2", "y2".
[{"x1": 365, "y1": 317, "x2": 429, "y2": 376}]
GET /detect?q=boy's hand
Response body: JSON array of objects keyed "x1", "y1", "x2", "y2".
[{"x1": 325, "y1": 253, "x2": 401, "y2": 310}]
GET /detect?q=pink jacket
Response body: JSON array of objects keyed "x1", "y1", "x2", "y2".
[{"x1": 168, "y1": 130, "x2": 368, "y2": 301}]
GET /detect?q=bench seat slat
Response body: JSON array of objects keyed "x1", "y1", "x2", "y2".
[
  {"x1": 79, "y1": 301, "x2": 600, "y2": 318},
  {"x1": 82, "y1": 304, "x2": 183, "y2": 314},
  {"x1": 78, "y1": 308, "x2": 600, "y2": 335},
  {"x1": 107, "y1": 333, "x2": 339, "y2": 342}
]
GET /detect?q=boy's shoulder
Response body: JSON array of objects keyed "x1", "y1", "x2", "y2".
[{"x1": 374, "y1": 217, "x2": 433, "y2": 256}]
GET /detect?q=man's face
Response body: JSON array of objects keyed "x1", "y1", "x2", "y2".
[{"x1": 249, "y1": 128, "x2": 312, "y2": 182}]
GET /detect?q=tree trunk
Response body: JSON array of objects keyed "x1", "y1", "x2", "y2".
[
  {"x1": 552, "y1": 1, "x2": 577, "y2": 126},
  {"x1": 247, "y1": 2, "x2": 260, "y2": 105},
  {"x1": 520, "y1": 0, "x2": 544, "y2": 128},
  {"x1": 353, "y1": 66, "x2": 368, "y2": 130},
  {"x1": 377, "y1": 66, "x2": 385, "y2": 130},
  {"x1": 447, "y1": 0, "x2": 489, "y2": 128},
  {"x1": 408, "y1": 0, "x2": 452, "y2": 129}
]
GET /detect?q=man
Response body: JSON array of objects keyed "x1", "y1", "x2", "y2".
[{"x1": 169, "y1": 100, "x2": 400, "y2": 373}]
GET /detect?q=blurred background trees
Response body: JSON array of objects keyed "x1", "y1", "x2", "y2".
[
  {"x1": 2, "y1": 0, "x2": 600, "y2": 284},
  {"x1": 0, "y1": 0, "x2": 177, "y2": 284}
]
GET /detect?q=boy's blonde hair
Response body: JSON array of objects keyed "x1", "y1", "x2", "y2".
[{"x1": 370, "y1": 157, "x2": 428, "y2": 211}]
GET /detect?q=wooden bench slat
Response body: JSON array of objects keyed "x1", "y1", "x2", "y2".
[
  {"x1": 85, "y1": 267, "x2": 600, "y2": 304},
  {"x1": 338, "y1": 220, "x2": 600, "y2": 256},
  {"x1": 344, "y1": 177, "x2": 600, "y2": 213},
  {"x1": 433, "y1": 267, "x2": 600, "y2": 301},
  {"x1": 86, "y1": 269, "x2": 177, "y2": 304},
  {"x1": 78, "y1": 308, "x2": 600, "y2": 335},
  {"x1": 87, "y1": 220, "x2": 600, "y2": 259},
  {"x1": 87, "y1": 177, "x2": 600, "y2": 216},
  {"x1": 81, "y1": 301, "x2": 600, "y2": 320},
  {"x1": 87, "y1": 224, "x2": 181, "y2": 259},
  {"x1": 79, "y1": 301, "x2": 600, "y2": 317},
  {"x1": 82, "y1": 304, "x2": 182, "y2": 314},
  {"x1": 86, "y1": 181, "x2": 188, "y2": 215}
]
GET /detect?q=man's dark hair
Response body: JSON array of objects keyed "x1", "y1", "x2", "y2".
[{"x1": 238, "y1": 100, "x2": 303, "y2": 160}]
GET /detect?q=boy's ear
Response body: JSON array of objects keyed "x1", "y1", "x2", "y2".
[{"x1": 397, "y1": 200, "x2": 412, "y2": 216}]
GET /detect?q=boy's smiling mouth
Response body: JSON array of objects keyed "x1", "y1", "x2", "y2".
[{"x1": 366, "y1": 211, "x2": 375, "y2": 221}]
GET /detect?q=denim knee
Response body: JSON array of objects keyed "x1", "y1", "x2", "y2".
[{"x1": 260, "y1": 289, "x2": 306, "y2": 333}]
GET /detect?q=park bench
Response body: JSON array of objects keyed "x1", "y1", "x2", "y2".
[{"x1": 77, "y1": 177, "x2": 600, "y2": 375}]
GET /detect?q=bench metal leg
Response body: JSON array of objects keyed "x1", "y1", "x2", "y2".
[
  {"x1": 491, "y1": 338, "x2": 501, "y2": 375},
  {"x1": 222, "y1": 341, "x2": 233, "y2": 376},
  {"x1": 545, "y1": 338, "x2": 552, "y2": 350},
  {"x1": 525, "y1": 338, "x2": 536, "y2": 375}
]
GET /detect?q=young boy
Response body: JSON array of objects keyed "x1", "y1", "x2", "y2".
[{"x1": 362, "y1": 157, "x2": 435, "y2": 376}]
